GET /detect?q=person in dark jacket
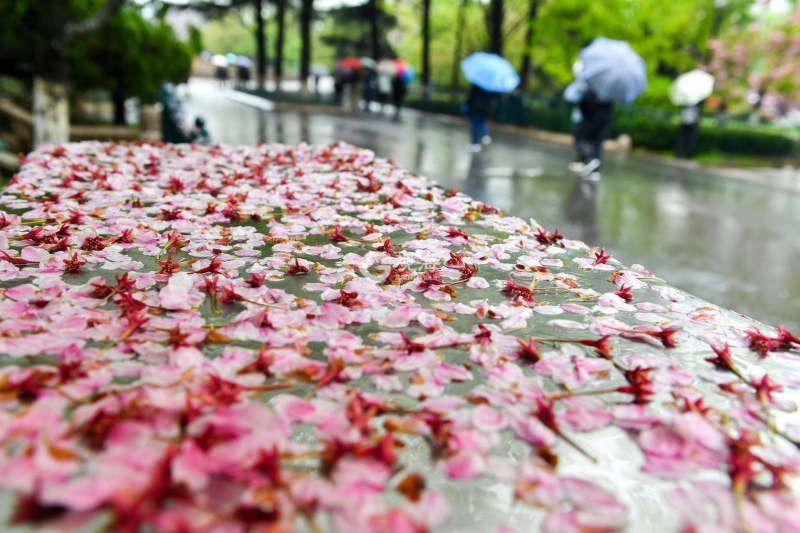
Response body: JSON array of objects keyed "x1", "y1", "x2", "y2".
[
  {"x1": 574, "y1": 89, "x2": 613, "y2": 175},
  {"x1": 362, "y1": 70, "x2": 376, "y2": 113},
  {"x1": 676, "y1": 104, "x2": 701, "y2": 158},
  {"x1": 188, "y1": 117, "x2": 211, "y2": 145},
  {"x1": 466, "y1": 84, "x2": 494, "y2": 152},
  {"x1": 391, "y1": 75, "x2": 407, "y2": 118}
]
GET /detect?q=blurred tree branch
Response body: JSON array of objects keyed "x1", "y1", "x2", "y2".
[{"x1": 65, "y1": 0, "x2": 127, "y2": 40}]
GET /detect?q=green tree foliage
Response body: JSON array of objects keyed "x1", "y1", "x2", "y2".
[
  {"x1": 201, "y1": 8, "x2": 333, "y2": 71},
  {"x1": 320, "y1": 0, "x2": 398, "y2": 59},
  {"x1": 0, "y1": 1, "x2": 192, "y2": 113},
  {"x1": 391, "y1": 0, "x2": 755, "y2": 104},
  {"x1": 188, "y1": 25, "x2": 204, "y2": 54},
  {"x1": 709, "y1": 9, "x2": 800, "y2": 105},
  {"x1": 0, "y1": 0, "x2": 118, "y2": 79},
  {"x1": 191, "y1": 0, "x2": 769, "y2": 109},
  {"x1": 202, "y1": 11, "x2": 259, "y2": 57},
  {"x1": 68, "y1": 7, "x2": 193, "y2": 121},
  {"x1": 393, "y1": 0, "x2": 488, "y2": 88}
]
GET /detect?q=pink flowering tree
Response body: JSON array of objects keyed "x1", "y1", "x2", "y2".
[{"x1": 708, "y1": 10, "x2": 800, "y2": 118}]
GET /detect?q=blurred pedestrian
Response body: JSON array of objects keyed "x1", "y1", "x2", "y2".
[
  {"x1": 312, "y1": 73, "x2": 321, "y2": 96},
  {"x1": 572, "y1": 88, "x2": 612, "y2": 177},
  {"x1": 676, "y1": 104, "x2": 701, "y2": 159},
  {"x1": 188, "y1": 117, "x2": 211, "y2": 145},
  {"x1": 363, "y1": 69, "x2": 375, "y2": 112},
  {"x1": 348, "y1": 70, "x2": 362, "y2": 113},
  {"x1": 391, "y1": 75, "x2": 407, "y2": 118},
  {"x1": 465, "y1": 84, "x2": 494, "y2": 152},
  {"x1": 716, "y1": 101, "x2": 728, "y2": 126},
  {"x1": 377, "y1": 73, "x2": 392, "y2": 112},
  {"x1": 236, "y1": 58, "x2": 251, "y2": 89},
  {"x1": 334, "y1": 77, "x2": 345, "y2": 106},
  {"x1": 212, "y1": 55, "x2": 229, "y2": 88}
]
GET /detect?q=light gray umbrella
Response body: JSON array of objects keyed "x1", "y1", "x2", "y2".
[
  {"x1": 579, "y1": 38, "x2": 647, "y2": 103},
  {"x1": 310, "y1": 64, "x2": 330, "y2": 77},
  {"x1": 670, "y1": 69, "x2": 715, "y2": 107}
]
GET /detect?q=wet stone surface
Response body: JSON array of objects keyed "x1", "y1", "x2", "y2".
[{"x1": 186, "y1": 80, "x2": 800, "y2": 332}]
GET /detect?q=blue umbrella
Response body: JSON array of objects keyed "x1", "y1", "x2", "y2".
[
  {"x1": 579, "y1": 38, "x2": 647, "y2": 103},
  {"x1": 401, "y1": 66, "x2": 416, "y2": 83},
  {"x1": 461, "y1": 53, "x2": 520, "y2": 93}
]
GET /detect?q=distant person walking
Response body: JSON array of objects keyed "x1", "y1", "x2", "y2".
[
  {"x1": 377, "y1": 73, "x2": 392, "y2": 112},
  {"x1": 676, "y1": 104, "x2": 700, "y2": 158},
  {"x1": 669, "y1": 69, "x2": 714, "y2": 158},
  {"x1": 236, "y1": 58, "x2": 251, "y2": 89},
  {"x1": 466, "y1": 84, "x2": 494, "y2": 152},
  {"x1": 212, "y1": 55, "x2": 229, "y2": 88},
  {"x1": 459, "y1": 53, "x2": 519, "y2": 151},
  {"x1": 334, "y1": 77, "x2": 345, "y2": 107},
  {"x1": 391, "y1": 75, "x2": 407, "y2": 117},
  {"x1": 188, "y1": 117, "x2": 211, "y2": 145},
  {"x1": 572, "y1": 89, "x2": 613, "y2": 176},
  {"x1": 567, "y1": 38, "x2": 647, "y2": 178},
  {"x1": 347, "y1": 70, "x2": 362, "y2": 113},
  {"x1": 363, "y1": 69, "x2": 376, "y2": 112}
]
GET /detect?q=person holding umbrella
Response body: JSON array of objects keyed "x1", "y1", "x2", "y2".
[
  {"x1": 570, "y1": 38, "x2": 647, "y2": 178},
  {"x1": 392, "y1": 74, "x2": 408, "y2": 118},
  {"x1": 212, "y1": 55, "x2": 229, "y2": 88},
  {"x1": 574, "y1": 88, "x2": 613, "y2": 177},
  {"x1": 460, "y1": 53, "x2": 520, "y2": 152},
  {"x1": 376, "y1": 60, "x2": 395, "y2": 112},
  {"x1": 392, "y1": 60, "x2": 414, "y2": 118},
  {"x1": 466, "y1": 85, "x2": 494, "y2": 151},
  {"x1": 335, "y1": 58, "x2": 364, "y2": 113},
  {"x1": 236, "y1": 56, "x2": 252, "y2": 89},
  {"x1": 360, "y1": 58, "x2": 377, "y2": 113},
  {"x1": 565, "y1": 60, "x2": 608, "y2": 177},
  {"x1": 670, "y1": 69, "x2": 714, "y2": 159}
]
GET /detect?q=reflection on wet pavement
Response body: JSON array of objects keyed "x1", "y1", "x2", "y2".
[{"x1": 185, "y1": 79, "x2": 800, "y2": 331}]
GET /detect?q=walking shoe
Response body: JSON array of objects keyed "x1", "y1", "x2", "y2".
[
  {"x1": 481, "y1": 135, "x2": 492, "y2": 146},
  {"x1": 581, "y1": 159, "x2": 601, "y2": 178},
  {"x1": 568, "y1": 161, "x2": 586, "y2": 172},
  {"x1": 469, "y1": 144, "x2": 483, "y2": 153}
]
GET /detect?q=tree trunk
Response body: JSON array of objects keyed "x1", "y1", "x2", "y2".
[
  {"x1": 31, "y1": 0, "x2": 125, "y2": 146},
  {"x1": 275, "y1": 0, "x2": 286, "y2": 90},
  {"x1": 254, "y1": 0, "x2": 267, "y2": 90},
  {"x1": 519, "y1": 0, "x2": 538, "y2": 93},
  {"x1": 33, "y1": 0, "x2": 69, "y2": 147},
  {"x1": 369, "y1": 0, "x2": 381, "y2": 60},
  {"x1": 300, "y1": 0, "x2": 313, "y2": 95},
  {"x1": 489, "y1": 0, "x2": 504, "y2": 56},
  {"x1": 113, "y1": 85, "x2": 126, "y2": 126},
  {"x1": 451, "y1": 0, "x2": 469, "y2": 89},
  {"x1": 33, "y1": 77, "x2": 69, "y2": 146},
  {"x1": 422, "y1": 0, "x2": 431, "y2": 95}
]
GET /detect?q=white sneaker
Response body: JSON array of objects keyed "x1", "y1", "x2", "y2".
[
  {"x1": 481, "y1": 135, "x2": 492, "y2": 146},
  {"x1": 581, "y1": 159, "x2": 601, "y2": 178},
  {"x1": 568, "y1": 162, "x2": 586, "y2": 172},
  {"x1": 469, "y1": 144, "x2": 483, "y2": 153}
]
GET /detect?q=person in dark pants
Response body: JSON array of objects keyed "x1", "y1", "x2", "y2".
[
  {"x1": 574, "y1": 89, "x2": 613, "y2": 176},
  {"x1": 362, "y1": 70, "x2": 376, "y2": 112},
  {"x1": 188, "y1": 117, "x2": 211, "y2": 145},
  {"x1": 391, "y1": 75, "x2": 407, "y2": 118},
  {"x1": 334, "y1": 77, "x2": 344, "y2": 106},
  {"x1": 676, "y1": 104, "x2": 700, "y2": 158},
  {"x1": 236, "y1": 64, "x2": 251, "y2": 88},
  {"x1": 466, "y1": 84, "x2": 494, "y2": 152}
]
